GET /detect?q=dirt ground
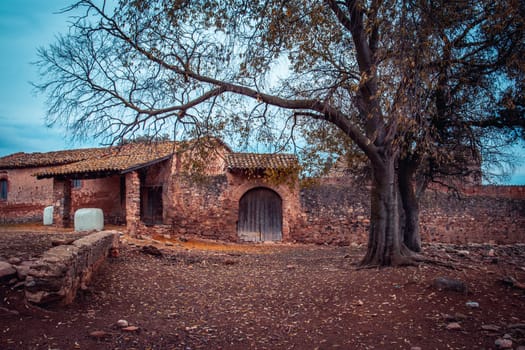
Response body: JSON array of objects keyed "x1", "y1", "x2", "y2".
[{"x1": 1, "y1": 226, "x2": 524, "y2": 350}]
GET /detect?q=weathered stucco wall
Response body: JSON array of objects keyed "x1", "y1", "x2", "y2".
[
  {"x1": 71, "y1": 176, "x2": 124, "y2": 224},
  {"x1": 0, "y1": 168, "x2": 54, "y2": 223}
]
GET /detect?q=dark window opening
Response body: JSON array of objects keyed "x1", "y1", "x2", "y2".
[
  {"x1": 0, "y1": 179, "x2": 7, "y2": 200},
  {"x1": 72, "y1": 179, "x2": 82, "y2": 189}
]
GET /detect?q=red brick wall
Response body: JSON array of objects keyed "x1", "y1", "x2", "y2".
[{"x1": 0, "y1": 168, "x2": 54, "y2": 223}]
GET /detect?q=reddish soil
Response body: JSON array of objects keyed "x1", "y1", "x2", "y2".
[{"x1": 1, "y1": 226, "x2": 524, "y2": 350}]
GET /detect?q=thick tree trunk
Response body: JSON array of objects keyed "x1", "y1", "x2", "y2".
[
  {"x1": 361, "y1": 156, "x2": 414, "y2": 267},
  {"x1": 398, "y1": 159, "x2": 422, "y2": 252}
]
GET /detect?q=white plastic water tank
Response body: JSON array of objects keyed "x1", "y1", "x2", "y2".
[
  {"x1": 43, "y1": 206, "x2": 54, "y2": 225},
  {"x1": 74, "y1": 208, "x2": 104, "y2": 231}
]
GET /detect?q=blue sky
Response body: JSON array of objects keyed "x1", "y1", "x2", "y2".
[
  {"x1": 0, "y1": 0, "x2": 97, "y2": 155},
  {"x1": 0, "y1": 1, "x2": 524, "y2": 184}
]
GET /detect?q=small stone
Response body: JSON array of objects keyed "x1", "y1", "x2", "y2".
[
  {"x1": 141, "y1": 245, "x2": 163, "y2": 257},
  {"x1": 488, "y1": 249, "x2": 496, "y2": 257},
  {"x1": 446, "y1": 322, "x2": 462, "y2": 330},
  {"x1": 0, "y1": 261, "x2": 16, "y2": 280},
  {"x1": 116, "y1": 319, "x2": 129, "y2": 327},
  {"x1": 286, "y1": 264, "x2": 296, "y2": 270},
  {"x1": 454, "y1": 313, "x2": 468, "y2": 320},
  {"x1": 481, "y1": 324, "x2": 501, "y2": 332},
  {"x1": 165, "y1": 242, "x2": 174, "y2": 247},
  {"x1": 89, "y1": 330, "x2": 109, "y2": 338},
  {"x1": 8, "y1": 257, "x2": 21, "y2": 265},
  {"x1": 466, "y1": 301, "x2": 479, "y2": 308},
  {"x1": 122, "y1": 326, "x2": 139, "y2": 332},
  {"x1": 410, "y1": 347, "x2": 422, "y2": 350},
  {"x1": 457, "y1": 250, "x2": 470, "y2": 256},
  {"x1": 433, "y1": 277, "x2": 467, "y2": 293},
  {"x1": 495, "y1": 338, "x2": 513, "y2": 349}
]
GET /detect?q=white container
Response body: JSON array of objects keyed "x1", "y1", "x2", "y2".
[
  {"x1": 74, "y1": 208, "x2": 104, "y2": 231},
  {"x1": 43, "y1": 206, "x2": 54, "y2": 225}
]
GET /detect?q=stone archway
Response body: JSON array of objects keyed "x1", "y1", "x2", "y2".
[{"x1": 238, "y1": 187, "x2": 282, "y2": 242}]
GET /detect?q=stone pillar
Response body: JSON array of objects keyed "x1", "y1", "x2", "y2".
[
  {"x1": 125, "y1": 171, "x2": 141, "y2": 237},
  {"x1": 53, "y1": 178, "x2": 71, "y2": 228}
]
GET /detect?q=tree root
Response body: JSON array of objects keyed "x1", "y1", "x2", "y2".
[{"x1": 357, "y1": 251, "x2": 463, "y2": 270}]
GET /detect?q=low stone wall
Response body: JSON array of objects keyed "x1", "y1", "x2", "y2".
[{"x1": 25, "y1": 230, "x2": 119, "y2": 306}]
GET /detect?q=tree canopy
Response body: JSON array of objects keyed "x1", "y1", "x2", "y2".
[{"x1": 36, "y1": 0, "x2": 525, "y2": 266}]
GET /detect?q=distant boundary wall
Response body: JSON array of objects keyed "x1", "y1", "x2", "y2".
[{"x1": 292, "y1": 178, "x2": 524, "y2": 246}]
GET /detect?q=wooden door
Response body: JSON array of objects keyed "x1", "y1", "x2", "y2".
[
  {"x1": 141, "y1": 186, "x2": 163, "y2": 225},
  {"x1": 238, "y1": 188, "x2": 282, "y2": 242}
]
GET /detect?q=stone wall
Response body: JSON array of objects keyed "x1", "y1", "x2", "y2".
[
  {"x1": 25, "y1": 230, "x2": 119, "y2": 306},
  {"x1": 293, "y1": 178, "x2": 525, "y2": 245},
  {"x1": 160, "y1": 174, "x2": 235, "y2": 241},
  {"x1": 420, "y1": 190, "x2": 524, "y2": 244},
  {"x1": 292, "y1": 178, "x2": 370, "y2": 245}
]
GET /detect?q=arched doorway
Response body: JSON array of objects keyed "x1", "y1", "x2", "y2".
[{"x1": 238, "y1": 187, "x2": 282, "y2": 242}]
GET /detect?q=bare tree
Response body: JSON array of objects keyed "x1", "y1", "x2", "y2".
[{"x1": 35, "y1": 0, "x2": 524, "y2": 266}]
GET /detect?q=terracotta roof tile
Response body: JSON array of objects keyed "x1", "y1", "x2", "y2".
[
  {"x1": 226, "y1": 153, "x2": 298, "y2": 170},
  {"x1": 34, "y1": 142, "x2": 177, "y2": 178},
  {"x1": 0, "y1": 148, "x2": 108, "y2": 169}
]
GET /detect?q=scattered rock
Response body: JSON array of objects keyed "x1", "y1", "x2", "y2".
[
  {"x1": 8, "y1": 257, "x2": 21, "y2": 265},
  {"x1": 457, "y1": 250, "x2": 470, "y2": 256},
  {"x1": 116, "y1": 319, "x2": 129, "y2": 328},
  {"x1": 141, "y1": 245, "x2": 163, "y2": 257},
  {"x1": 122, "y1": 326, "x2": 139, "y2": 332},
  {"x1": 481, "y1": 324, "x2": 501, "y2": 332},
  {"x1": 446, "y1": 322, "x2": 462, "y2": 330},
  {"x1": 89, "y1": 330, "x2": 110, "y2": 339},
  {"x1": 495, "y1": 338, "x2": 513, "y2": 349},
  {"x1": 488, "y1": 249, "x2": 496, "y2": 257},
  {"x1": 465, "y1": 301, "x2": 479, "y2": 308},
  {"x1": 165, "y1": 242, "x2": 174, "y2": 247},
  {"x1": 410, "y1": 347, "x2": 422, "y2": 350},
  {"x1": 0, "y1": 261, "x2": 16, "y2": 280},
  {"x1": 433, "y1": 277, "x2": 468, "y2": 293}
]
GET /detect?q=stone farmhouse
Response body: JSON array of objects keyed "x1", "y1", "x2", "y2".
[
  {"x1": 0, "y1": 139, "x2": 301, "y2": 242},
  {"x1": 1, "y1": 139, "x2": 524, "y2": 245}
]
